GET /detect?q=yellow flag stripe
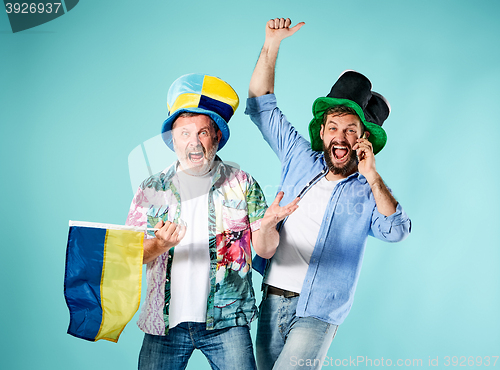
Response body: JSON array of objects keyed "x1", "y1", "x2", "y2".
[{"x1": 95, "y1": 229, "x2": 144, "y2": 342}]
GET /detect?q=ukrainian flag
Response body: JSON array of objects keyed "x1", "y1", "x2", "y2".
[{"x1": 64, "y1": 221, "x2": 144, "y2": 342}]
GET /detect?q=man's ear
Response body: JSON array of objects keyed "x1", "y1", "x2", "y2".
[
  {"x1": 216, "y1": 129, "x2": 222, "y2": 143},
  {"x1": 320, "y1": 124, "x2": 325, "y2": 140},
  {"x1": 363, "y1": 130, "x2": 371, "y2": 139}
]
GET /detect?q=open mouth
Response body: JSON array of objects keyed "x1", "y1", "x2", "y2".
[
  {"x1": 332, "y1": 146, "x2": 349, "y2": 161},
  {"x1": 188, "y1": 151, "x2": 204, "y2": 163}
]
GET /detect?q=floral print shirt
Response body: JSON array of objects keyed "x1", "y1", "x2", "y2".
[{"x1": 126, "y1": 158, "x2": 267, "y2": 335}]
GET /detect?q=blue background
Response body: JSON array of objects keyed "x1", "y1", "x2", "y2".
[{"x1": 1, "y1": 0, "x2": 499, "y2": 369}]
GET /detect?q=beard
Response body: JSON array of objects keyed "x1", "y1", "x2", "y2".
[{"x1": 323, "y1": 140, "x2": 358, "y2": 178}]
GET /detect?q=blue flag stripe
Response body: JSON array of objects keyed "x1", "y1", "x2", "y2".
[{"x1": 64, "y1": 226, "x2": 106, "y2": 341}]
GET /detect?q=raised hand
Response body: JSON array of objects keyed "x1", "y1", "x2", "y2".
[
  {"x1": 265, "y1": 18, "x2": 305, "y2": 44},
  {"x1": 353, "y1": 137, "x2": 377, "y2": 182},
  {"x1": 353, "y1": 137, "x2": 398, "y2": 216},
  {"x1": 252, "y1": 192, "x2": 299, "y2": 259},
  {"x1": 249, "y1": 18, "x2": 305, "y2": 98},
  {"x1": 261, "y1": 191, "x2": 300, "y2": 229}
]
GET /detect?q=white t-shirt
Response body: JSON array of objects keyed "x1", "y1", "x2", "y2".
[
  {"x1": 168, "y1": 167, "x2": 213, "y2": 329},
  {"x1": 265, "y1": 177, "x2": 342, "y2": 293}
]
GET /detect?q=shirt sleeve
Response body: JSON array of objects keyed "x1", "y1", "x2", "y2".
[
  {"x1": 369, "y1": 203, "x2": 412, "y2": 242},
  {"x1": 245, "y1": 94, "x2": 312, "y2": 165},
  {"x1": 245, "y1": 175, "x2": 268, "y2": 232},
  {"x1": 125, "y1": 186, "x2": 153, "y2": 239}
]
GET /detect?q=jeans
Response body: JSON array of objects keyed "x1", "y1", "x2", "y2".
[
  {"x1": 256, "y1": 294, "x2": 338, "y2": 370},
  {"x1": 138, "y1": 322, "x2": 257, "y2": 370}
]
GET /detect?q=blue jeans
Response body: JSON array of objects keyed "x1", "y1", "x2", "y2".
[
  {"x1": 138, "y1": 322, "x2": 257, "y2": 370},
  {"x1": 256, "y1": 294, "x2": 338, "y2": 370}
]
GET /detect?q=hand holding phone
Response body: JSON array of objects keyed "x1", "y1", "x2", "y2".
[{"x1": 357, "y1": 132, "x2": 368, "y2": 161}]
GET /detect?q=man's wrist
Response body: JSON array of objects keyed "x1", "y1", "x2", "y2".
[
  {"x1": 263, "y1": 38, "x2": 282, "y2": 53},
  {"x1": 260, "y1": 217, "x2": 279, "y2": 234},
  {"x1": 153, "y1": 236, "x2": 170, "y2": 252},
  {"x1": 364, "y1": 171, "x2": 381, "y2": 186}
]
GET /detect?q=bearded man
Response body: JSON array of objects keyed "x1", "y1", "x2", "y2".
[{"x1": 245, "y1": 19, "x2": 412, "y2": 370}]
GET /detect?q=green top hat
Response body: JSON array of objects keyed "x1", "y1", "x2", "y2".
[{"x1": 309, "y1": 71, "x2": 390, "y2": 155}]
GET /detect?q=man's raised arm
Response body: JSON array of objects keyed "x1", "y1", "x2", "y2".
[{"x1": 248, "y1": 18, "x2": 305, "y2": 98}]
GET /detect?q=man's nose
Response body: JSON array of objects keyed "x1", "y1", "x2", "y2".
[
  {"x1": 188, "y1": 134, "x2": 202, "y2": 148},
  {"x1": 336, "y1": 130, "x2": 347, "y2": 140},
  {"x1": 189, "y1": 134, "x2": 201, "y2": 144}
]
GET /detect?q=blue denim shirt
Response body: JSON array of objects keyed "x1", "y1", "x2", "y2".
[{"x1": 245, "y1": 94, "x2": 411, "y2": 325}]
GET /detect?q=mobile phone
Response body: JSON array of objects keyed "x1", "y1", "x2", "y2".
[{"x1": 358, "y1": 132, "x2": 368, "y2": 161}]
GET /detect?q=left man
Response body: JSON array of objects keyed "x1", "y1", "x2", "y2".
[{"x1": 126, "y1": 73, "x2": 298, "y2": 370}]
